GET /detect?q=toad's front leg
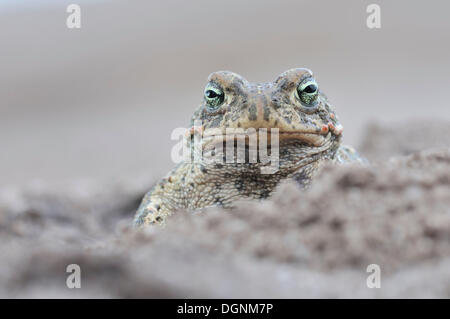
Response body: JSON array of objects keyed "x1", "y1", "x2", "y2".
[
  {"x1": 334, "y1": 145, "x2": 368, "y2": 164},
  {"x1": 133, "y1": 185, "x2": 168, "y2": 226},
  {"x1": 133, "y1": 163, "x2": 189, "y2": 227}
]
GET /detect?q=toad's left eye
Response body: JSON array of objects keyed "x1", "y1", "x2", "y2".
[
  {"x1": 297, "y1": 78, "x2": 319, "y2": 106},
  {"x1": 204, "y1": 84, "x2": 225, "y2": 109}
]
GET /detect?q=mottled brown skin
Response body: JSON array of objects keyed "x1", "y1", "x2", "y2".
[{"x1": 134, "y1": 68, "x2": 364, "y2": 226}]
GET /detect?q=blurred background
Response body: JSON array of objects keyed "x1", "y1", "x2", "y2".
[{"x1": 1, "y1": 0, "x2": 449, "y2": 187}]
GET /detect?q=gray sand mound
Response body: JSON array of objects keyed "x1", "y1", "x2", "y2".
[{"x1": 1, "y1": 121, "x2": 450, "y2": 298}]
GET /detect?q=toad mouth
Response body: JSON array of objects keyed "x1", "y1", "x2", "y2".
[
  {"x1": 194, "y1": 120, "x2": 341, "y2": 141},
  {"x1": 188, "y1": 121, "x2": 342, "y2": 152},
  {"x1": 199, "y1": 130, "x2": 334, "y2": 152}
]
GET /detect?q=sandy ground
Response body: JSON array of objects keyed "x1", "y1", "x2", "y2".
[
  {"x1": 1, "y1": 121, "x2": 450, "y2": 298},
  {"x1": 1, "y1": 1, "x2": 450, "y2": 298}
]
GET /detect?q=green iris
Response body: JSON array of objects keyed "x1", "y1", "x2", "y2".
[
  {"x1": 297, "y1": 78, "x2": 319, "y2": 106},
  {"x1": 204, "y1": 84, "x2": 225, "y2": 109}
]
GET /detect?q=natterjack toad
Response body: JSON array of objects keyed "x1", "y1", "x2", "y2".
[{"x1": 134, "y1": 68, "x2": 364, "y2": 226}]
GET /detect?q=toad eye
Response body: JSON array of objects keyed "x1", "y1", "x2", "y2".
[
  {"x1": 204, "y1": 84, "x2": 225, "y2": 109},
  {"x1": 296, "y1": 78, "x2": 319, "y2": 106}
]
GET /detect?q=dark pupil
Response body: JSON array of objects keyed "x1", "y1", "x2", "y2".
[
  {"x1": 304, "y1": 84, "x2": 317, "y2": 94},
  {"x1": 206, "y1": 90, "x2": 218, "y2": 98}
]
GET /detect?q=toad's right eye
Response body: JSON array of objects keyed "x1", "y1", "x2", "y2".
[
  {"x1": 204, "y1": 84, "x2": 224, "y2": 109},
  {"x1": 296, "y1": 78, "x2": 319, "y2": 107}
]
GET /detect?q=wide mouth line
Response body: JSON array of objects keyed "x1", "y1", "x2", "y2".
[
  {"x1": 202, "y1": 130, "x2": 325, "y2": 138},
  {"x1": 200, "y1": 131, "x2": 330, "y2": 150}
]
